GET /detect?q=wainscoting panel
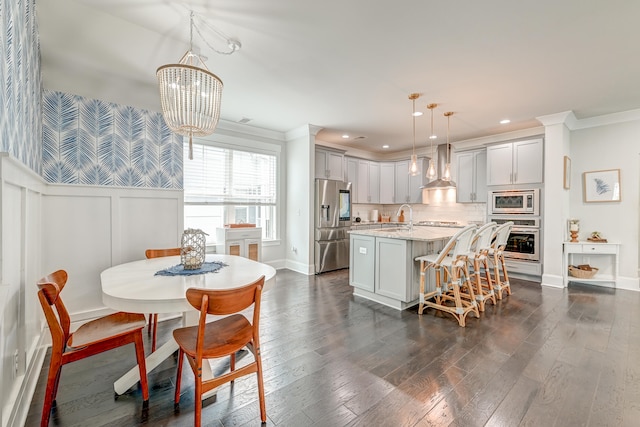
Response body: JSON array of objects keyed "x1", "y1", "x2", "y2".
[
  {"x1": 0, "y1": 154, "x2": 45, "y2": 427},
  {"x1": 117, "y1": 195, "x2": 183, "y2": 265},
  {"x1": 1, "y1": 154, "x2": 183, "y2": 427}
]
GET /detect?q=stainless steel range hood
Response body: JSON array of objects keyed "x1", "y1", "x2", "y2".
[{"x1": 422, "y1": 143, "x2": 456, "y2": 189}]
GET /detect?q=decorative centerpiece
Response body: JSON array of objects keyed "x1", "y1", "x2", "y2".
[
  {"x1": 181, "y1": 228, "x2": 207, "y2": 269},
  {"x1": 568, "y1": 219, "x2": 580, "y2": 242},
  {"x1": 587, "y1": 231, "x2": 608, "y2": 243}
]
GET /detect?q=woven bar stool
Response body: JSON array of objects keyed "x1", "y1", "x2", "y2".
[
  {"x1": 488, "y1": 221, "x2": 514, "y2": 300},
  {"x1": 415, "y1": 225, "x2": 479, "y2": 327},
  {"x1": 468, "y1": 222, "x2": 498, "y2": 312}
]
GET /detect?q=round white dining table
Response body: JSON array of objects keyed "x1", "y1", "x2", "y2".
[{"x1": 101, "y1": 254, "x2": 276, "y2": 396}]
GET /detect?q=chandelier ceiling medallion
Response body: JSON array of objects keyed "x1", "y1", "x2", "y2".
[
  {"x1": 408, "y1": 93, "x2": 420, "y2": 176},
  {"x1": 157, "y1": 11, "x2": 241, "y2": 159}
]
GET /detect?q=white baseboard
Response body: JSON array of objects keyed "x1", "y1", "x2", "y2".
[
  {"x1": 616, "y1": 276, "x2": 640, "y2": 292},
  {"x1": 8, "y1": 332, "x2": 48, "y2": 427},
  {"x1": 284, "y1": 259, "x2": 314, "y2": 275},
  {"x1": 541, "y1": 273, "x2": 564, "y2": 288}
]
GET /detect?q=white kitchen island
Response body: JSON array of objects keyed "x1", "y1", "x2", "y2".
[{"x1": 349, "y1": 226, "x2": 460, "y2": 310}]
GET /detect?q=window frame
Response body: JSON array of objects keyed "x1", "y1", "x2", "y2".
[{"x1": 184, "y1": 134, "x2": 283, "y2": 245}]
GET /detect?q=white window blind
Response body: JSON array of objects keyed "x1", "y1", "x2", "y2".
[{"x1": 184, "y1": 143, "x2": 277, "y2": 205}]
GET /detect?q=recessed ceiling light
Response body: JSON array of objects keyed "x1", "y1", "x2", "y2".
[
  {"x1": 341, "y1": 134, "x2": 349, "y2": 139},
  {"x1": 382, "y1": 145, "x2": 390, "y2": 149},
  {"x1": 412, "y1": 111, "x2": 423, "y2": 117},
  {"x1": 500, "y1": 119, "x2": 511, "y2": 124}
]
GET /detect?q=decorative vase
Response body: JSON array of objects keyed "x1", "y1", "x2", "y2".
[
  {"x1": 568, "y1": 219, "x2": 580, "y2": 242},
  {"x1": 570, "y1": 230, "x2": 579, "y2": 243},
  {"x1": 181, "y1": 228, "x2": 208, "y2": 269}
]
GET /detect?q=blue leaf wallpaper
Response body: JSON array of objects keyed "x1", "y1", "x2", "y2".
[
  {"x1": 42, "y1": 90, "x2": 184, "y2": 189},
  {"x1": 0, "y1": 0, "x2": 42, "y2": 173},
  {"x1": 1, "y1": 0, "x2": 182, "y2": 189}
]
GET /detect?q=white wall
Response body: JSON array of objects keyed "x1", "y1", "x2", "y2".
[
  {"x1": 539, "y1": 111, "x2": 640, "y2": 290},
  {"x1": 285, "y1": 125, "x2": 318, "y2": 274},
  {"x1": 569, "y1": 119, "x2": 639, "y2": 288}
]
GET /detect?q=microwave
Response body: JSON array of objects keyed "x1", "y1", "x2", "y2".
[{"x1": 489, "y1": 189, "x2": 539, "y2": 215}]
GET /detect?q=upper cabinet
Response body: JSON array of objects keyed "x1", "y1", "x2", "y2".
[
  {"x1": 486, "y1": 138, "x2": 543, "y2": 186},
  {"x1": 345, "y1": 157, "x2": 380, "y2": 204},
  {"x1": 346, "y1": 156, "x2": 430, "y2": 205},
  {"x1": 395, "y1": 158, "x2": 428, "y2": 204},
  {"x1": 456, "y1": 149, "x2": 487, "y2": 203},
  {"x1": 356, "y1": 159, "x2": 380, "y2": 204},
  {"x1": 345, "y1": 157, "x2": 358, "y2": 196},
  {"x1": 315, "y1": 148, "x2": 344, "y2": 180},
  {"x1": 379, "y1": 162, "x2": 395, "y2": 204}
]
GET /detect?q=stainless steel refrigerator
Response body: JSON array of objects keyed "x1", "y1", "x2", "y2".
[{"x1": 315, "y1": 179, "x2": 352, "y2": 273}]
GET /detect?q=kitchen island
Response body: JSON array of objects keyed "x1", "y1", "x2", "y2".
[{"x1": 349, "y1": 226, "x2": 460, "y2": 310}]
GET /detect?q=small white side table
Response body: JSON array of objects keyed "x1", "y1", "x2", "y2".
[{"x1": 562, "y1": 242, "x2": 620, "y2": 288}]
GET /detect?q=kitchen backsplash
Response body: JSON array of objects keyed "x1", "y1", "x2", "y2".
[{"x1": 354, "y1": 199, "x2": 486, "y2": 224}]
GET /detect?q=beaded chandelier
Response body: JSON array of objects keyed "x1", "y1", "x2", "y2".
[{"x1": 157, "y1": 11, "x2": 239, "y2": 159}]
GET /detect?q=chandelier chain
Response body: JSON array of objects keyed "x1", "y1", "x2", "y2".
[{"x1": 191, "y1": 12, "x2": 240, "y2": 55}]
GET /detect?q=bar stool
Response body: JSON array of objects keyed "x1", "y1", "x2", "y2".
[
  {"x1": 415, "y1": 225, "x2": 479, "y2": 327},
  {"x1": 488, "y1": 221, "x2": 514, "y2": 300},
  {"x1": 468, "y1": 222, "x2": 498, "y2": 311}
]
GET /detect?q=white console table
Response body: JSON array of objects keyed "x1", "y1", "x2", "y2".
[{"x1": 562, "y1": 242, "x2": 620, "y2": 288}]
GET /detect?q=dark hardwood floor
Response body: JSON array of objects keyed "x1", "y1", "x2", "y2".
[{"x1": 26, "y1": 269, "x2": 640, "y2": 426}]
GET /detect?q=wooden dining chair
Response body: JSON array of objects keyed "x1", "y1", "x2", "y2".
[
  {"x1": 145, "y1": 247, "x2": 182, "y2": 352},
  {"x1": 488, "y1": 222, "x2": 514, "y2": 299},
  {"x1": 173, "y1": 275, "x2": 266, "y2": 426},
  {"x1": 415, "y1": 225, "x2": 479, "y2": 327},
  {"x1": 37, "y1": 270, "x2": 149, "y2": 426}
]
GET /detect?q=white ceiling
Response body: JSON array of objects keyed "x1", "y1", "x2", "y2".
[{"x1": 37, "y1": 0, "x2": 640, "y2": 154}]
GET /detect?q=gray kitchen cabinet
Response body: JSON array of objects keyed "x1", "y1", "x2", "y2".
[
  {"x1": 456, "y1": 149, "x2": 487, "y2": 203},
  {"x1": 349, "y1": 230, "x2": 443, "y2": 310},
  {"x1": 357, "y1": 159, "x2": 380, "y2": 203},
  {"x1": 379, "y1": 162, "x2": 395, "y2": 204},
  {"x1": 349, "y1": 234, "x2": 375, "y2": 292},
  {"x1": 375, "y1": 237, "x2": 410, "y2": 301},
  {"x1": 315, "y1": 147, "x2": 344, "y2": 180},
  {"x1": 345, "y1": 157, "x2": 359, "y2": 200},
  {"x1": 394, "y1": 157, "x2": 428, "y2": 203},
  {"x1": 486, "y1": 138, "x2": 543, "y2": 185}
]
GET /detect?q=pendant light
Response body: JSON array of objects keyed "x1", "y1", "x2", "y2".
[
  {"x1": 426, "y1": 103, "x2": 437, "y2": 180},
  {"x1": 443, "y1": 111, "x2": 454, "y2": 181},
  {"x1": 157, "y1": 11, "x2": 240, "y2": 160},
  {"x1": 408, "y1": 93, "x2": 420, "y2": 176}
]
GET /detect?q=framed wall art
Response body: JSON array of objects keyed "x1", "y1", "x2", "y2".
[
  {"x1": 563, "y1": 156, "x2": 571, "y2": 189},
  {"x1": 583, "y1": 169, "x2": 621, "y2": 202}
]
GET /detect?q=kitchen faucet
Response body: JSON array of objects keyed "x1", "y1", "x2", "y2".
[{"x1": 397, "y1": 204, "x2": 413, "y2": 231}]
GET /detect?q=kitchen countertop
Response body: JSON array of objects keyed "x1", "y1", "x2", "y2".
[{"x1": 349, "y1": 225, "x2": 459, "y2": 242}]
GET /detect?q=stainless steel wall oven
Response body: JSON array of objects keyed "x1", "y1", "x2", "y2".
[{"x1": 489, "y1": 216, "x2": 540, "y2": 262}]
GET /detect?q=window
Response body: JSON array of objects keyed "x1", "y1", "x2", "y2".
[{"x1": 183, "y1": 141, "x2": 278, "y2": 244}]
